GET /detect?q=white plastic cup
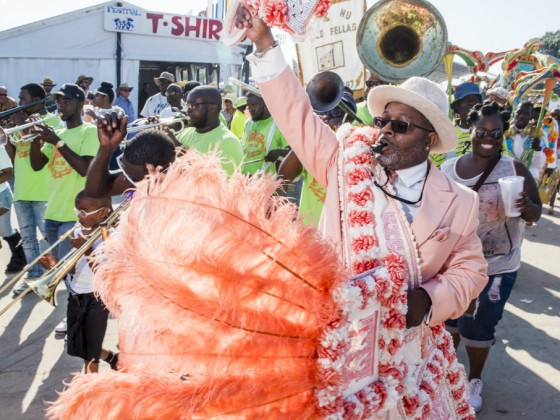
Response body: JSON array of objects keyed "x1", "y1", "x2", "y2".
[{"x1": 498, "y1": 176, "x2": 524, "y2": 217}]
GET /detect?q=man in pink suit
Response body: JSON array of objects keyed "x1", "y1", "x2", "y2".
[
  {"x1": 234, "y1": 8, "x2": 487, "y2": 418},
  {"x1": 238, "y1": 15, "x2": 487, "y2": 328}
]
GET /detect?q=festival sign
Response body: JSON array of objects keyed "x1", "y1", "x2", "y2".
[
  {"x1": 296, "y1": 0, "x2": 366, "y2": 90},
  {"x1": 104, "y1": 2, "x2": 223, "y2": 42}
]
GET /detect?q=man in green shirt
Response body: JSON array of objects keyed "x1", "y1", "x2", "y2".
[
  {"x1": 230, "y1": 97, "x2": 248, "y2": 139},
  {"x1": 179, "y1": 86, "x2": 242, "y2": 176},
  {"x1": 354, "y1": 71, "x2": 388, "y2": 127},
  {"x1": 6, "y1": 83, "x2": 62, "y2": 281},
  {"x1": 30, "y1": 84, "x2": 99, "y2": 263},
  {"x1": 241, "y1": 92, "x2": 289, "y2": 175}
]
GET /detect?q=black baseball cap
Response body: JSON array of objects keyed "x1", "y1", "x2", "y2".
[{"x1": 51, "y1": 83, "x2": 86, "y2": 101}]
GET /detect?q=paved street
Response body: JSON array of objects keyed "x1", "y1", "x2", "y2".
[{"x1": 0, "y1": 206, "x2": 559, "y2": 419}]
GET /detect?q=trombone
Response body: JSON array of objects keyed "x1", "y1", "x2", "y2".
[
  {"x1": 0, "y1": 114, "x2": 60, "y2": 146},
  {"x1": 0, "y1": 223, "x2": 76, "y2": 297},
  {"x1": 0, "y1": 198, "x2": 131, "y2": 316},
  {"x1": 120, "y1": 112, "x2": 190, "y2": 148}
]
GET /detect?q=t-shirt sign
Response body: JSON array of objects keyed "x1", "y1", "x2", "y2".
[{"x1": 104, "y1": 2, "x2": 223, "y2": 41}]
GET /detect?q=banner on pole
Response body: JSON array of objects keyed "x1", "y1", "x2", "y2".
[{"x1": 295, "y1": 0, "x2": 366, "y2": 90}]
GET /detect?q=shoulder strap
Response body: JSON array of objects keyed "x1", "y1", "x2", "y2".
[{"x1": 471, "y1": 155, "x2": 501, "y2": 192}]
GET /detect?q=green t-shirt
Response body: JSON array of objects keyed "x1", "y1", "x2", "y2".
[
  {"x1": 299, "y1": 170, "x2": 326, "y2": 227},
  {"x1": 241, "y1": 117, "x2": 288, "y2": 175},
  {"x1": 353, "y1": 101, "x2": 373, "y2": 126},
  {"x1": 430, "y1": 125, "x2": 471, "y2": 168},
  {"x1": 178, "y1": 124, "x2": 242, "y2": 176},
  {"x1": 42, "y1": 123, "x2": 99, "y2": 222},
  {"x1": 13, "y1": 113, "x2": 63, "y2": 201},
  {"x1": 230, "y1": 110, "x2": 247, "y2": 139}
]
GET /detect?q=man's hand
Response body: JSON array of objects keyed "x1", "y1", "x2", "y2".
[
  {"x1": 515, "y1": 191, "x2": 534, "y2": 214},
  {"x1": 406, "y1": 288, "x2": 432, "y2": 328},
  {"x1": 31, "y1": 123, "x2": 60, "y2": 145},
  {"x1": 264, "y1": 147, "x2": 290, "y2": 163},
  {"x1": 97, "y1": 112, "x2": 129, "y2": 152},
  {"x1": 234, "y1": 4, "x2": 275, "y2": 50}
]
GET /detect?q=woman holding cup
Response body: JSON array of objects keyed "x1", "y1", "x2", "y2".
[{"x1": 441, "y1": 101, "x2": 542, "y2": 412}]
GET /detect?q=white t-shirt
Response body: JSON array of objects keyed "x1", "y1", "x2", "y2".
[
  {"x1": 140, "y1": 93, "x2": 169, "y2": 117},
  {"x1": 158, "y1": 101, "x2": 185, "y2": 119},
  {"x1": 0, "y1": 145, "x2": 13, "y2": 193},
  {"x1": 69, "y1": 227, "x2": 112, "y2": 294}
]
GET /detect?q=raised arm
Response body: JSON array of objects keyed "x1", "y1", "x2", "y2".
[
  {"x1": 236, "y1": 8, "x2": 339, "y2": 187},
  {"x1": 86, "y1": 113, "x2": 131, "y2": 197}
]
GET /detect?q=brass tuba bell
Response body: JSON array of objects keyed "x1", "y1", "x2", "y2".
[{"x1": 356, "y1": 0, "x2": 448, "y2": 83}]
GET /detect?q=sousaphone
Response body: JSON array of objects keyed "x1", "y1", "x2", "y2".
[{"x1": 357, "y1": 0, "x2": 448, "y2": 83}]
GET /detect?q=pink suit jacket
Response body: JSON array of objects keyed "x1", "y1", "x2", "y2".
[{"x1": 258, "y1": 68, "x2": 488, "y2": 325}]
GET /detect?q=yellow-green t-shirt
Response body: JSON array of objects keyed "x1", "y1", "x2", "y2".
[
  {"x1": 299, "y1": 170, "x2": 326, "y2": 227},
  {"x1": 13, "y1": 113, "x2": 63, "y2": 201},
  {"x1": 178, "y1": 124, "x2": 242, "y2": 176},
  {"x1": 353, "y1": 101, "x2": 373, "y2": 126},
  {"x1": 430, "y1": 125, "x2": 471, "y2": 168},
  {"x1": 42, "y1": 123, "x2": 99, "y2": 222},
  {"x1": 230, "y1": 110, "x2": 247, "y2": 139},
  {"x1": 241, "y1": 117, "x2": 288, "y2": 175}
]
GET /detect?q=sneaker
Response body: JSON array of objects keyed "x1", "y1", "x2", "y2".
[
  {"x1": 468, "y1": 378, "x2": 483, "y2": 413},
  {"x1": 12, "y1": 282, "x2": 29, "y2": 297},
  {"x1": 55, "y1": 317, "x2": 67, "y2": 334}
]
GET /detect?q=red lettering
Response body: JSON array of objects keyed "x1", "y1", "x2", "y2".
[
  {"x1": 202, "y1": 18, "x2": 208, "y2": 39},
  {"x1": 208, "y1": 20, "x2": 222, "y2": 40},
  {"x1": 171, "y1": 15, "x2": 183, "y2": 36},
  {"x1": 146, "y1": 13, "x2": 164, "y2": 34},
  {"x1": 184, "y1": 17, "x2": 201, "y2": 38}
]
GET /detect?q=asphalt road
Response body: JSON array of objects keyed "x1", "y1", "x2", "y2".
[{"x1": 0, "y1": 204, "x2": 559, "y2": 419}]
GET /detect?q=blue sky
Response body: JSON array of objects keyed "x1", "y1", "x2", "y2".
[{"x1": 1, "y1": 0, "x2": 558, "y2": 54}]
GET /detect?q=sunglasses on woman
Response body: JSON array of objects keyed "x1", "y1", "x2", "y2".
[
  {"x1": 473, "y1": 128, "x2": 503, "y2": 140},
  {"x1": 373, "y1": 116, "x2": 433, "y2": 133}
]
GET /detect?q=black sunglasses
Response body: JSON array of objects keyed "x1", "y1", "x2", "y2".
[
  {"x1": 365, "y1": 81, "x2": 386, "y2": 88},
  {"x1": 373, "y1": 116, "x2": 433, "y2": 134},
  {"x1": 317, "y1": 107, "x2": 344, "y2": 118},
  {"x1": 473, "y1": 128, "x2": 503, "y2": 140}
]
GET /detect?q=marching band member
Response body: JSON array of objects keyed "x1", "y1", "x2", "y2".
[{"x1": 29, "y1": 83, "x2": 99, "y2": 335}]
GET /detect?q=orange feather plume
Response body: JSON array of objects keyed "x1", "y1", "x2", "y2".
[{"x1": 47, "y1": 150, "x2": 346, "y2": 419}]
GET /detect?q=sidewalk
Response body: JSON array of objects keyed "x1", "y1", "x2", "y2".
[{"x1": 0, "y1": 208, "x2": 559, "y2": 419}]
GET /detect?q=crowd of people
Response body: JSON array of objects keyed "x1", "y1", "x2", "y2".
[{"x1": 1, "y1": 7, "x2": 559, "y2": 418}]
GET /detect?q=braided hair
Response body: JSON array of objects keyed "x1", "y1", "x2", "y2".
[{"x1": 468, "y1": 100, "x2": 511, "y2": 131}]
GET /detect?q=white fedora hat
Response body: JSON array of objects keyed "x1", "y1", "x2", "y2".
[{"x1": 367, "y1": 77, "x2": 457, "y2": 154}]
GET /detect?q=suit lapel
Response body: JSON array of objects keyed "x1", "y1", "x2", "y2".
[{"x1": 411, "y1": 165, "x2": 456, "y2": 246}]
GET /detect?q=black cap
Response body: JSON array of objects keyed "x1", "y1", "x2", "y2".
[{"x1": 51, "y1": 83, "x2": 85, "y2": 101}]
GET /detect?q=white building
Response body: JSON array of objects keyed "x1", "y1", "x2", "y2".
[{"x1": 0, "y1": 1, "x2": 247, "y2": 113}]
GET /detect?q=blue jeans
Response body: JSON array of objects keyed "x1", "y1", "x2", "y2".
[
  {"x1": 446, "y1": 271, "x2": 517, "y2": 348},
  {"x1": 14, "y1": 200, "x2": 47, "y2": 278},
  {"x1": 0, "y1": 188, "x2": 15, "y2": 238},
  {"x1": 44, "y1": 219, "x2": 75, "y2": 261}
]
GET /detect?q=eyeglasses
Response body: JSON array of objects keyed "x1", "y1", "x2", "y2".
[
  {"x1": 0, "y1": 94, "x2": 7, "y2": 97},
  {"x1": 186, "y1": 102, "x2": 213, "y2": 111},
  {"x1": 317, "y1": 107, "x2": 344, "y2": 119},
  {"x1": 116, "y1": 153, "x2": 138, "y2": 185},
  {"x1": 73, "y1": 207, "x2": 107, "y2": 218},
  {"x1": 473, "y1": 127, "x2": 503, "y2": 140},
  {"x1": 373, "y1": 116, "x2": 433, "y2": 133},
  {"x1": 365, "y1": 81, "x2": 386, "y2": 88}
]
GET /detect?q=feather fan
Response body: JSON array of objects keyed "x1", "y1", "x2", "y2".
[{"x1": 47, "y1": 150, "x2": 346, "y2": 419}]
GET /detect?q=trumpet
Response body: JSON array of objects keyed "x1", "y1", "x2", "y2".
[
  {"x1": 229, "y1": 78, "x2": 261, "y2": 97},
  {"x1": 0, "y1": 114, "x2": 60, "y2": 146},
  {"x1": 120, "y1": 112, "x2": 190, "y2": 148},
  {"x1": 0, "y1": 198, "x2": 131, "y2": 317}
]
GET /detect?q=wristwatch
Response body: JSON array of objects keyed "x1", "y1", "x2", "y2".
[{"x1": 55, "y1": 140, "x2": 65, "y2": 149}]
